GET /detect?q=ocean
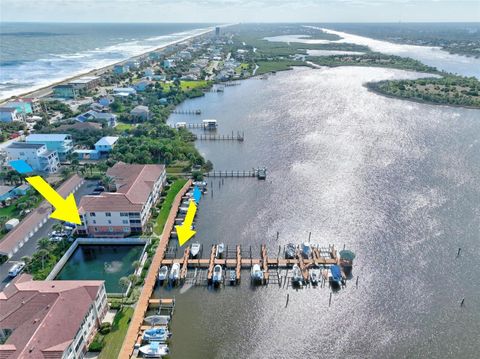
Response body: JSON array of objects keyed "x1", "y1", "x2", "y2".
[{"x1": 0, "y1": 22, "x2": 214, "y2": 100}]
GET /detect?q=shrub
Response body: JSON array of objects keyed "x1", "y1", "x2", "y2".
[
  {"x1": 99, "y1": 322, "x2": 112, "y2": 335},
  {"x1": 88, "y1": 334, "x2": 104, "y2": 352}
]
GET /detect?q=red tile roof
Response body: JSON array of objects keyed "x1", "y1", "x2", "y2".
[
  {"x1": 79, "y1": 163, "x2": 164, "y2": 213},
  {"x1": 0, "y1": 275, "x2": 104, "y2": 359}
]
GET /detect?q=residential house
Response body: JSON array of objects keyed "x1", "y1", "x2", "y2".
[
  {"x1": 163, "y1": 59, "x2": 175, "y2": 69},
  {"x1": 69, "y1": 76, "x2": 100, "y2": 90},
  {"x1": 52, "y1": 84, "x2": 77, "y2": 99},
  {"x1": 144, "y1": 68, "x2": 154, "y2": 77},
  {"x1": 113, "y1": 64, "x2": 129, "y2": 74},
  {"x1": 0, "y1": 107, "x2": 21, "y2": 123},
  {"x1": 25, "y1": 133, "x2": 73, "y2": 160},
  {"x1": 133, "y1": 79, "x2": 153, "y2": 92},
  {"x1": 78, "y1": 162, "x2": 166, "y2": 237},
  {"x1": 76, "y1": 110, "x2": 117, "y2": 127},
  {"x1": 73, "y1": 149, "x2": 101, "y2": 161},
  {"x1": 13, "y1": 183, "x2": 30, "y2": 196},
  {"x1": 0, "y1": 185, "x2": 15, "y2": 201},
  {"x1": 130, "y1": 105, "x2": 150, "y2": 121},
  {"x1": 112, "y1": 87, "x2": 136, "y2": 97},
  {"x1": 94, "y1": 136, "x2": 119, "y2": 154},
  {"x1": 152, "y1": 74, "x2": 166, "y2": 81},
  {"x1": 0, "y1": 274, "x2": 108, "y2": 359},
  {"x1": 98, "y1": 96, "x2": 114, "y2": 107},
  {"x1": 5, "y1": 142, "x2": 59, "y2": 173}
]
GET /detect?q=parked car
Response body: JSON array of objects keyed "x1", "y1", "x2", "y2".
[
  {"x1": 8, "y1": 262, "x2": 25, "y2": 277},
  {"x1": 94, "y1": 186, "x2": 105, "y2": 192}
]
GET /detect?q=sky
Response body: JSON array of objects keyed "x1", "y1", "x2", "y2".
[{"x1": 0, "y1": 0, "x2": 479, "y2": 23}]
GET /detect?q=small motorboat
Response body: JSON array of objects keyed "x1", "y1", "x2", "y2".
[
  {"x1": 193, "y1": 181, "x2": 207, "y2": 188},
  {"x1": 158, "y1": 266, "x2": 168, "y2": 282},
  {"x1": 190, "y1": 242, "x2": 201, "y2": 258},
  {"x1": 285, "y1": 243, "x2": 296, "y2": 259},
  {"x1": 179, "y1": 206, "x2": 189, "y2": 214},
  {"x1": 309, "y1": 268, "x2": 321, "y2": 285},
  {"x1": 139, "y1": 342, "x2": 169, "y2": 358},
  {"x1": 169, "y1": 263, "x2": 180, "y2": 283},
  {"x1": 216, "y1": 243, "x2": 225, "y2": 258},
  {"x1": 251, "y1": 264, "x2": 263, "y2": 283},
  {"x1": 212, "y1": 265, "x2": 223, "y2": 285},
  {"x1": 170, "y1": 231, "x2": 178, "y2": 238},
  {"x1": 302, "y1": 242, "x2": 312, "y2": 258},
  {"x1": 144, "y1": 315, "x2": 170, "y2": 326},
  {"x1": 292, "y1": 264, "x2": 303, "y2": 285},
  {"x1": 143, "y1": 327, "x2": 170, "y2": 342},
  {"x1": 339, "y1": 249, "x2": 356, "y2": 277},
  {"x1": 329, "y1": 264, "x2": 343, "y2": 289},
  {"x1": 228, "y1": 269, "x2": 237, "y2": 285}
]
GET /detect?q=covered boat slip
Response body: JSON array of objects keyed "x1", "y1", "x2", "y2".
[{"x1": 159, "y1": 243, "x2": 345, "y2": 286}]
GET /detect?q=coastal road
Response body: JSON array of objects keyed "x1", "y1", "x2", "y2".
[{"x1": 0, "y1": 179, "x2": 96, "y2": 290}]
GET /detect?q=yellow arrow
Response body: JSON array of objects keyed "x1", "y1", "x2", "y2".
[
  {"x1": 26, "y1": 175, "x2": 82, "y2": 224},
  {"x1": 175, "y1": 200, "x2": 197, "y2": 246}
]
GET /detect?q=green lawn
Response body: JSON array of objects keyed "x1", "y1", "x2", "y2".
[
  {"x1": 235, "y1": 63, "x2": 250, "y2": 75},
  {"x1": 115, "y1": 122, "x2": 135, "y2": 132},
  {"x1": 98, "y1": 307, "x2": 134, "y2": 359},
  {"x1": 162, "y1": 80, "x2": 209, "y2": 93},
  {"x1": 153, "y1": 179, "x2": 187, "y2": 235}
]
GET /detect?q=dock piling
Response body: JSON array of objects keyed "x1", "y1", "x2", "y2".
[
  {"x1": 285, "y1": 294, "x2": 290, "y2": 308},
  {"x1": 329, "y1": 292, "x2": 332, "y2": 307}
]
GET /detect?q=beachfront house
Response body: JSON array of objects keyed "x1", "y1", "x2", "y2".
[
  {"x1": 69, "y1": 76, "x2": 100, "y2": 90},
  {"x1": 78, "y1": 162, "x2": 166, "y2": 237},
  {"x1": 3, "y1": 99, "x2": 35, "y2": 115},
  {"x1": 52, "y1": 84, "x2": 78, "y2": 99},
  {"x1": 25, "y1": 133, "x2": 73, "y2": 160},
  {"x1": 5, "y1": 142, "x2": 60, "y2": 173},
  {"x1": 0, "y1": 275, "x2": 108, "y2": 359},
  {"x1": 0, "y1": 185, "x2": 15, "y2": 202},
  {"x1": 130, "y1": 105, "x2": 151, "y2": 121},
  {"x1": 114, "y1": 64, "x2": 130, "y2": 75},
  {"x1": 0, "y1": 107, "x2": 22, "y2": 123}
]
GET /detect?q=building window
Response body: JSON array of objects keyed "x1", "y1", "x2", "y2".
[
  {"x1": 94, "y1": 227, "x2": 98, "y2": 232},
  {"x1": 122, "y1": 220, "x2": 128, "y2": 224},
  {"x1": 92, "y1": 220, "x2": 96, "y2": 224},
  {"x1": 123, "y1": 227, "x2": 130, "y2": 232},
  {"x1": 108, "y1": 227, "x2": 113, "y2": 232},
  {"x1": 120, "y1": 212, "x2": 128, "y2": 217},
  {"x1": 108, "y1": 220, "x2": 111, "y2": 224},
  {"x1": 90, "y1": 212, "x2": 96, "y2": 217},
  {"x1": 105, "y1": 212, "x2": 111, "y2": 217}
]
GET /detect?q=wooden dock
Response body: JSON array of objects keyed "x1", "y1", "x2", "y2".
[
  {"x1": 172, "y1": 109, "x2": 201, "y2": 115},
  {"x1": 205, "y1": 167, "x2": 267, "y2": 179},
  {"x1": 159, "y1": 244, "x2": 339, "y2": 286},
  {"x1": 119, "y1": 180, "x2": 192, "y2": 359},
  {"x1": 196, "y1": 131, "x2": 244, "y2": 142}
]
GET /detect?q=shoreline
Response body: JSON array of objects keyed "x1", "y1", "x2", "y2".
[
  {"x1": 0, "y1": 27, "x2": 215, "y2": 103},
  {"x1": 364, "y1": 82, "x2": 480, "y2": 110}
]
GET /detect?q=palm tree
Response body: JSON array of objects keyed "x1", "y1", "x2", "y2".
[
  {"x1": 36, "y1": 249, "x2": 50, "y2": 270},
  {"x1": 118, "y1": 277, "x2": 130, "y2": 305},
  {"x1": 101, "y1": 176, "x2": 115, "y2": 192},
  {"x1": 37, "y1": 237, "x2": 51, "y2": 251},
  {"x1": 131, "y1": 260, "x2": 141, "y2": 272}
]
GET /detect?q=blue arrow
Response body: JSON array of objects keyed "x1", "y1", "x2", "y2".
[
  {"x1": 9, "y1": 160, "x2": 33, "y2": 174},
  {"x1": 193, "y1": 186, "x2": 202, "y2": 203}
]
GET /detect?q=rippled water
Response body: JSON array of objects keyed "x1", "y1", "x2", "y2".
[{"x1": 162, "y1": 66, "x2": 480, "y2": 358}]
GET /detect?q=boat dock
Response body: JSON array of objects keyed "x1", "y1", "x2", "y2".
[
  {"x1": 195, "y1": 131, "x2": 244, "y2": 141},
  {"x1": 159, "y1": 243, "x2": 339, "y2": 286},
  {"x1": 172, "y1": 109, "x2": 201, "y2": 115},
  {"x1": 205, "y1": 167, "x2": 267, "y2": 179}
]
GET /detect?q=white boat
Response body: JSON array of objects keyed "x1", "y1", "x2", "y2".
[
  {"x1": 158, "y1": 266, "x2": 168, "y2": 282},
  {"x1": 139, "y1": 342, "x2": 169, "y2": 358},
  {"x1": 216, "y1": 243, "x2": 225, "y2": 258},
  {"x1": 292, "y1": 264, "x2": 303, "y2": 285},
  {"x1": 144, "y1": 315, "x2": 170, "y2": 326},
  {"x1": 309, "y1": 268, "x2": 321, "y2": 285},
  {"x1": 190, "y1": 242, "x2": 201, "y2": 258},
  {"x1": 179, "y1": 206, "x2": 189, "y2": 214},
  {"x1": 301, "y1": 242, "x2": 312, "y2": 258},
  {"x1": 142, "y1": 327, "x2": 170, "y2": 342},
  {"x1": 250, "y1": 264, "x2": 263, "y2": 283},
  {"x1": 169, "y1": 263, "x2": 180, "y2": 282},
  {"x1": 212, "y1": 265, "x2": 223, "y2": 285}
]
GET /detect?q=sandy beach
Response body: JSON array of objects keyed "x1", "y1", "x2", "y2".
[{"x1": 0, "y1": 27, "x2": 215, "y2": 104}]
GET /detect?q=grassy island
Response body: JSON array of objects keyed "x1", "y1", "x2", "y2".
[{"x1": 366, "y1": 75, "x2": 480, "y2": 108}]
